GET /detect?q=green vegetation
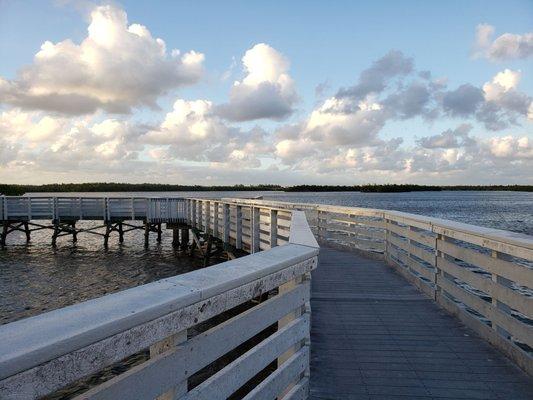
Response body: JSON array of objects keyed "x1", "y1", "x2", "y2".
[
  {"x1": 1, "y1": 182, "x2": 532, "y2": 196},
  {"x1": 0, "y1": 183, "x2": 283, "y2": 196}
]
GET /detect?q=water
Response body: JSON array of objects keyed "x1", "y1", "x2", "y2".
[
  {"x1": 1, "y1": 190, "x2": 531, "y2": 326},
  {"x1": 263, "y1": 191, "x2": 533, "y2": 235}
]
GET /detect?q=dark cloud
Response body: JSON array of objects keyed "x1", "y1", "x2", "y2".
[
  {"x1": 442, "y1": 84, "x2": 485, "y2": 117},
  {"x1": 336, "y1": 50, "x2": 414, "y2": 100},
  {"x1": 417, "y1": 124, "x2": 475, "y2": 149},
  {"x1": 216, "y1": 81, "x2": 295, "y2": 121}
]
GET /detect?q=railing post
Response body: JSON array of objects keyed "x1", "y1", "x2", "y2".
[
  {"x1": 277, "y1": 273, "x2": 305, "y2": 397},
  {"x1": 236, "y1": 205, "x2": 242, "y2": 249},
  {"x1": 205, "y1": 200, "x2": 211, "y2": 234},
  {"x1": 150, "y1": 330, "x2": 188, "y2": 399},
  {"x1": 192, "y1": 200, "x2": 197, "y2": 228},
  {"x1": 252, "y1": 206, "x2": 260, "y2": 253},
  {"x1": 491, "y1": 251, "x2": 512, "y2": 339},
  {"x1": 198, "y1": 200, "x2": 203, "y2": 231},
  {"x1": 384, "y1": 212, "x2": 391, "y2": 263},
  {"x1": 213, "y1": 201, "x2": 219, "y2": 237},
  {"x1": 223, "y1": 203, "x2": 230, "y2": 244},
  {"x1": 270, "y1": 209, "x2": 278, "y2": 248}
]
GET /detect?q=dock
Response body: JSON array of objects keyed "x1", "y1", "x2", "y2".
[
  {"x1": 311, "y1": 247, "x2": 533, "y2": 399},
  {"x1": 0, "y1": 197, "x2": 531, "y2": 399},
  {"x1": 0, "y1": 196, "x2": 188, "y2": 246}
]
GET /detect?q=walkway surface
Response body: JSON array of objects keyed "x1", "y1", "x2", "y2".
[{"x1": 309, "y1": 246, "x2": 533, "y2": 400}]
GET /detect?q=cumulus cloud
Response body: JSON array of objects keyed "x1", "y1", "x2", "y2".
[
  {"x1": 486, "y1": 136, "x2": 533, "y2": 159},
  {"x1": 440, "y1": 69, "x2": 531, "y2": 130},
  {"x1": 0, "y1": 5, "x2": 204, "y2": 115},
  {"x1": 417, "y1": 124, "x2": 475, "y2": 149},
  {"x1": 336, "y1": 50, "x2": 413, "y2": 100},
  {"x1": 0, "y1": 108, "x2": 145, "y2": 174},
  {"x1": 473, "y1": 23, "x2": 533, "y2": 61},
  {"x1": 216, "y1": 43, "x2": 298, "y2": 121},
  {"x1": 145, "y1": 98, "x2": 272, "y2": 166},
  {"x1": 442, "y1": 84, "x2": 485, "y2": 117}
]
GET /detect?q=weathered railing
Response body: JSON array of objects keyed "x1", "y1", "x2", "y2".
[
  {"x1": 0, "y1": 196, "x2": 187, "y2": 222},
  {"x1": 223, "y1": 199, "x2": 533, "y2": 374},
  {"x1": 0, "y1": 205, "x2": 318, "y2": 399}
]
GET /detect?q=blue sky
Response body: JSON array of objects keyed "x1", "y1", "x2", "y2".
[{"x1": 0, "y1": 0, "x2": 531, "y2": 184}]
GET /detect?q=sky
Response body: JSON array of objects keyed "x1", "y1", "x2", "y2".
[{"x1": 0, "y1": 0, "x2": 532, "y2": 185}]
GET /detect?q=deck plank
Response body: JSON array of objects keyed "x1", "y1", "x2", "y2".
[{"x1": 310, "y1": 247, "x2": 533, "y2": 400}]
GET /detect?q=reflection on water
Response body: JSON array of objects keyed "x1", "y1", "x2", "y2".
[{"x1": 1, "y1": 190, "x2": 531, "y2": 325}]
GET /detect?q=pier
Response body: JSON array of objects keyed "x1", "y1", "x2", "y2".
[
  {"x1": 0, "y1": 196, "x2": 188, "y2": 247},
  {"x1": 0, "y1": 197, "x2": 532, "y2": 399}
]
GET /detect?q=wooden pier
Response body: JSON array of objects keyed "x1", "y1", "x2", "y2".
[
  {"x1": 0, "y1": 196, "x2": 187, "y2": 246},
  {"x1": 311, "y1": 247, "x2": 533, "y2": 399},
  {"x1": 0, "y1": 197, "x2": 532, "y2": 399}
]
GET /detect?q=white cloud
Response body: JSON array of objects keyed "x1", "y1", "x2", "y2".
[
  {"x1": 482, "y1": 69, "x2": 521, "y2": 101},
  {"x1": 487, "y1": 136, "x2": 533, "y2": 159},
  {"x1": 336, "y1": 50, "x2": 414, "y2": 100},
  {"x1": 441, "y1": 69, "x2": 531, "y2": 130},
  {"x1": 473, "y1": 23, "x2": 533, "y2": 61},
  {"x1": 216, "y1": 43, "x2": 297, "y2": 121},
  {"x1": 417, "y1": 124, "x2": 474, "y2": 149},
  {"x1": 145, "y1": 98, "x2": 271, "y2": 165},
  {"x1": 0, "y1": 5, "x2": 204, "y2": 115}
]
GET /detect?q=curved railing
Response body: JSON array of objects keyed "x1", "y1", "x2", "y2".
[
  {"x1": 0, "y1": 202, "x2": 318, "y2": 399},
  {"x1": 222, "y1": 198, "x2": 533, "y2": 374}
]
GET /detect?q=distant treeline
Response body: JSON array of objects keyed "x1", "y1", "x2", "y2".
[
  {"x1": 285, "y1": 184, "x2": 533, "y2": 192},
  {"x1": 0, "y1": 183, "x2": 283, "y2": 196},
  {"x1": 0, "y1": 183, "x2": 531, "y2": 196}
]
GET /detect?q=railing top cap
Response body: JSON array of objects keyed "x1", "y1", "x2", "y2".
[
  {"x1": 0, "y1": 242, "x2": 317, "y2": 381},
  {"x1": 211, "y1": 198, "x2": 532, "y2": 251}
]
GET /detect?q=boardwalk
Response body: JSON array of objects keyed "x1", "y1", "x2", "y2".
[{"x1": 310, "y1": 247, "x2": 533, "y2": 400}]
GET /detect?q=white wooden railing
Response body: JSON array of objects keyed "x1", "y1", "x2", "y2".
[
  {"x1": 222, "y1": 198, "x2": 533, "y2": 374},
  {"x1": 0, "y1": 196, "x2": 187, "y2": 222},
  {"x1": 0, "y1": 204, "x2": 319, "y2": 399}
]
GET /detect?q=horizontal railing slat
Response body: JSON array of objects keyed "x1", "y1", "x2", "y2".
[
  {"x1": 74, "y1": 282, "x2": 310, "y2": 400},
  {"x1": 242, "y1": 347, "x2": 308, "y2": 400},
  {"x1": 180, "y1": 315, "x2": 309, "y2": 400}
]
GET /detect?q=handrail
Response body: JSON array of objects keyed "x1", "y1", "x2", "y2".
[
  {"x1": 0, "y1": 195, "x2": 187, "y2": 222},
  {"x1": 0, "y1": 200, "x2": 319, "y2": 399},
  {"x1": 220, "y1": 198, "x2": 533, "y2": 374}
]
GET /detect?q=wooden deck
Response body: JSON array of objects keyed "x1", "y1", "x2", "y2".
[{"x1": 310, "y1": 247, "x2": 533, "y2": 400}]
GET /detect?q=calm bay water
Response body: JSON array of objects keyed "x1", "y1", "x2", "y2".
[{"x1": 1, "y1": 190, "x2": 531, "y2": 325}]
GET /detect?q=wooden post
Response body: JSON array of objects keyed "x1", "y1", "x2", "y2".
[
  {"x1": 434, "y1": 233, "x2": 443, "y2": 302},
  {"x1": 180, "y1": 228, "x2": 189, "y2": 250},
  {"x1": 52, "y1": 221, "x2": 59, "y2": 246},
  {"x1": 23, "y1": 221, "x2": 30, "y2": 242},
  {"x1": 157, "y1": 223, "x2": 162, "y2": 242},
  {"x1": 236, "y1": 205, "x2": 242, "y2": 250},
  {"x1": 491, "y1": 250, "x2": 512, "y2": 338},
  {"x1": 172, "y1": 227, "x2": 179, "y2": 248},
  {"x1": 252, "y1": 206, "x2": 260, "y2": 253},
  {"x1": 144, "y1": 221, "x2": 150, "y2": 246},
  {"x1": 150, "y1": 330, "x2": 188, "y2": 399},
  {"x1": 104, "y1": 223, "x2": 111, "y2": 247},
  {"x1": 205, "y1": 201, "x2": 211, "y2": 235},
  {"x1": 384, "y1": 214, "x2": 391, "y2": 264},
  {"x1": 1, "y1": 221, "x2": 8, "y2": 246},
  {"x1": 118, "y1": 222, "x2": 124, "y2": 243},
  {"x1": 213, "y1": 201, "x2": 219, "y2": 238},
  {"x1": 198, "y1": 201, "x2": 203, "y2": 231},
  {"x1": 223, "y1": 203, "x2": 230, "y2": 246},
  {"x1": 277, "y1": 274, "x2": 305, "y2": 397},
  {"x1": 270, "y1": 209, "x2": 278, "y2": 248},
  {"x1": 191, "y1": 200, "x2": 196, "y2": 228},
  {"x1": 71, "y1": 222, "x2": 77, "y2": 243}
]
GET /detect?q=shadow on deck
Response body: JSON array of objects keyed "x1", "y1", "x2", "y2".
[{"x1": 310, "y1": 246, "x2": 533, "y2": 400}]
